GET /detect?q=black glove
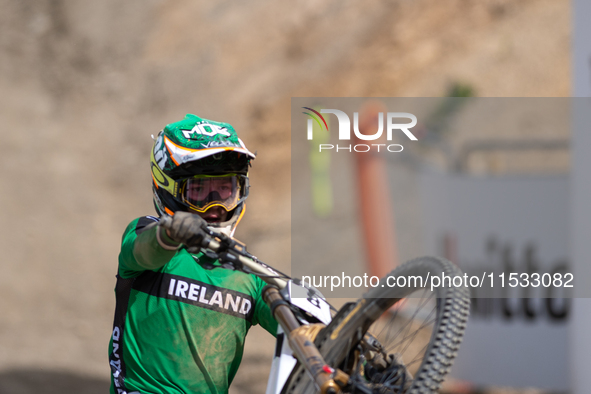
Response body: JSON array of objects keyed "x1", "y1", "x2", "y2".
[{"x1": 159, "y1": 212, "x2": 208, "y2": 248}]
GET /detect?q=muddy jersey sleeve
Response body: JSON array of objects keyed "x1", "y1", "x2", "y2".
[{"x1": 118, "y1": 216, "x2": 178, "y2": 278}]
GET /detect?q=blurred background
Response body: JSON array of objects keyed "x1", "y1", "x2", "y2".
[{"x1": 0, "y1": 0, "x2": 571, "y2": 393}]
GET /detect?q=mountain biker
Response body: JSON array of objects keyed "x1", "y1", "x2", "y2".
[{"x1": 108, "y1": 114, "x2": 278, "y2": 394}]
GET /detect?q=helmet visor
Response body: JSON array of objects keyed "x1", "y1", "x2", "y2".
[{"x1": 181, "y1": 174, "x2": 244, "y2": 213}]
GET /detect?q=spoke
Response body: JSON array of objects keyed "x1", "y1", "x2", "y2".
[
  {"x1": 349, "y1": 289, "x2": 445, "y2": 394},
  {"x1": 405, "y1": 341, "x2": 430, "y2": 368},
  {"x1": 381, "y1": 292, "x2": 436, "y2": 354},
  {"x1": 384, "y1": 315, "x2": 436, "y2": 354},
  {"x1": 397, "y1": 307, "x2": 436, "y2": 356},
  {"x1": 376, "y1": 300, "x2": 402, "y2": 345},
  {"x1": 376, "y1": 306, "x2": 415, "y2": 354}
]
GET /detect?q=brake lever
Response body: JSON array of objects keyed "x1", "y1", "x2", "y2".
[{"x1": 208, "y1": 233, "x2": 256, "y2": 274}]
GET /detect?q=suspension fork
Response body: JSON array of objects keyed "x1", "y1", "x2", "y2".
[{"x1": 263, "y1": 286, "x2": 345, "y2": 394}]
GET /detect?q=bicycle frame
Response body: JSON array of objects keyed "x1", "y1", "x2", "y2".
[{"x1": 264, "y1": 280, "x2": 333, "y2": 394}]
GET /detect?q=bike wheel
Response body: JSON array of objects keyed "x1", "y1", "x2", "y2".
[{"x1": 283, "y1": 256, "x2": 470, "y2": 394}]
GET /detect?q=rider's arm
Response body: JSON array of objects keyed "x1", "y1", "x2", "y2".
[{"x1": 118, "y1": 217, "x2": 181, "y2": 278}]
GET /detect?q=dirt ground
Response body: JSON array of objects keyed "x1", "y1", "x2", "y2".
[{"x1": 0, "y1": 0, "x2": 569, "y2": 393}]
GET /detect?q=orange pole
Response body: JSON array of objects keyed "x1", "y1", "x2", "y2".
[{"x1": 354, "y1": 101, "x2": 399, "y2": 279}]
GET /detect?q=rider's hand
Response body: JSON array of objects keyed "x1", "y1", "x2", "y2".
[{"x1": 159, "y1": 212, "x2": 208, "y2": 249}]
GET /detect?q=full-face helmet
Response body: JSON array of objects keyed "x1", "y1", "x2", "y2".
[{"x1": 151, "y1": 114, "x2": 255, "y2": 236}]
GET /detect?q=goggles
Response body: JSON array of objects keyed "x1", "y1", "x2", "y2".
[{"x1": 180, "y1": 174, "x2": 247, "y2": 213}]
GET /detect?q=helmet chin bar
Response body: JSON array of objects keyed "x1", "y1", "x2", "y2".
[
  {"x1": 207, "y1": 222, "x2": 233, "y2": 237},
  {"x1": 204, "y1": 204, "x2": 244, "y2": 237}
]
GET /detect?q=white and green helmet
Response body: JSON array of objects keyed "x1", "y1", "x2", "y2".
[{"x1": 151, "y1": 114, "x2": 256, "y2": 235}]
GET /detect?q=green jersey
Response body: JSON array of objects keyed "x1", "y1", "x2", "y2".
[{"x1": 108, "y1": 216, "x2": 278, "y2": 394}]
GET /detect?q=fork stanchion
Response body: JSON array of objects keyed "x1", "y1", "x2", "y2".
[{"x1": 263, "y1": 286, "x2": 341, "y2": 394}]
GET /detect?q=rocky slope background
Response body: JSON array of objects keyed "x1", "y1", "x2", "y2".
[{"x1": 0, "y1": 0, "x2": 569, "y2": 393}]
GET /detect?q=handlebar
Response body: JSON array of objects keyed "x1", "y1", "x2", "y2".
[{"x1": 159, "y1": 214, "x2": 289, "y2": 289}]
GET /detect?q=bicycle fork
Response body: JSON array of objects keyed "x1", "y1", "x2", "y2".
[{"x1": 263, "y1": 286, "x2": 347, "y2": 394}]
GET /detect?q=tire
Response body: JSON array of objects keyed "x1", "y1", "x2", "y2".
[{"x1": 283, "y1": 256, "x2": 470, "y2": 394}]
